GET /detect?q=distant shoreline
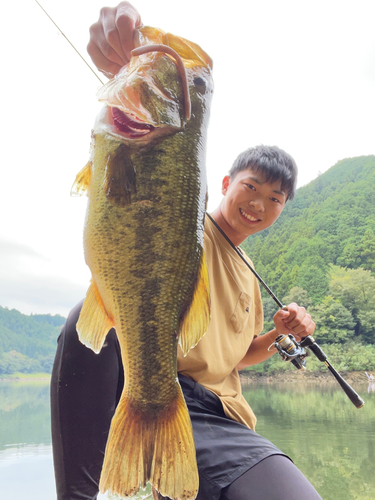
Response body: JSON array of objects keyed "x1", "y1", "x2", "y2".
[
  {"x1": 240, "y1": 370, "x2": 371, "y2": 385},
  {"x1": 0, "y1": 373, "x2": 51, "y2": 382}
]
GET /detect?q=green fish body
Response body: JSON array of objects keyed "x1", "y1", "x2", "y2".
[{"x1": 72, "y1": 27, "x2": 213, "y2": 500}]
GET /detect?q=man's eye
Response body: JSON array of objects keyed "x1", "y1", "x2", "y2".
[
  {"x1": 270, "y1": 197, "x2": 280, "y2": 203},
  {"x1": 246, "y1": 184, "x2": 256, "y2": 190}
]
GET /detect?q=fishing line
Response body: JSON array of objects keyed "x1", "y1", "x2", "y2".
[{"x1": 34, "y1": 0, "x2": 104, "y2": 85}]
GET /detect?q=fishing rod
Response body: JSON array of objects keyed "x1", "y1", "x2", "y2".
[{"x1": 206, "y1": 212, "x2": 365, "y2": 409}]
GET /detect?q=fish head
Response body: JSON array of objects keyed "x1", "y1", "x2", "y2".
[{"x1": 95, "y1": 26, "x2": 213, "y2": 143}]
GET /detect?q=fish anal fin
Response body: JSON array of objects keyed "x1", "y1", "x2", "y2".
[
  {"x1": 71, "y1": 161, "x2": 92, "y2": 196},
  {"x1": 179, "y1": 249, "x2": 211, "y2": 355},
  {"x1": 77, "y1": 280, "x2": 114, "y2": 354},
  {"x1": 99, "y1": 384, "x2": 198, "y2": 500},
  {"x1": 104, "y1": 143, "x2": 136, "y2": 206}
]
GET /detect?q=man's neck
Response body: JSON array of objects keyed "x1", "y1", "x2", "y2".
[{"x1": 210, "y1": 207, "x2": 246, "y2": 247}]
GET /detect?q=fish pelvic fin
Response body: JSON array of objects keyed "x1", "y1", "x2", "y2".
[
  {"x1": 179, "y1": 249, "x2": 211, "y2": 356},
  {"x1": 99, "y1": 384, "x2": 198, "y2": 500},
  {"x1": 76, "y1": 280, "x2": 114, "y2": 353},
  {"x1": 71, "y1": 161, "x2": 92, "y2": 196}
]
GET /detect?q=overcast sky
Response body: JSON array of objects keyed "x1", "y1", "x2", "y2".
[{"x1": 1, "y1": 0, "x2": 374, "y2": 317}]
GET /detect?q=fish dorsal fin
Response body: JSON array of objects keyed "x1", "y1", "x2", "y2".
[
  {"x1": 71, "y1": 161, "x2": 92, "y2": 196},
  {"x1": 135, "y1": 26, "x2": 213, "y2": 70},
  {"x1": 76, "y1": 280, "x2": 114, "y2": 353},
  {"x1": 179, "y1": 249, "x2": 211, "y2": 355},
  {"x1": 163, "y1": 32, "x2": 213, "y2": 69}
]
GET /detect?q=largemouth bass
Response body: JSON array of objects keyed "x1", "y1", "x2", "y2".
[{"x1": 71, "y1": 26, "x2": 213, "y2": 500}]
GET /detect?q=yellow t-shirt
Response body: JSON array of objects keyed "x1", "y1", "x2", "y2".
[{"x1": 177, "y1": 215, "x2": 264, "y2": 430}]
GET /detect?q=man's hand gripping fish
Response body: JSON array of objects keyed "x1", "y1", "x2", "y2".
[{"x1": 71, "y1": 26, "x2": 213, "y2": 500}]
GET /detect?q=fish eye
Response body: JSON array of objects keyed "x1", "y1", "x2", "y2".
[{"x1": 193, "y1": 77, "x2": 206, "y2": 91}]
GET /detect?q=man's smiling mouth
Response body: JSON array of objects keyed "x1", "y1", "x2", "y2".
[{"x1": 239, "y1": 208, "x2": 261, "y2": 222}]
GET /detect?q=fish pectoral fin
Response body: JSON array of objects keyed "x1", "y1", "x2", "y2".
[
  {"x1": 71, "y1": 161, "x2": 92, "y2": 196},
  {"x1": 179, "y1": 248, "x2": 211, "y2": 355},
  {"x1": 76, "y1": 280, "x2": 114, "y2": 354},
  {"x1": 99, "y1": 384, "x2": 198, "y2": 500}
]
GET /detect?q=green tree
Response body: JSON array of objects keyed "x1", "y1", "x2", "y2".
[
  {"x1": 356, "y1": 310, "x2": 375, "y2": 343},
  {"x1": 309, "y1": 296, "x2": 355, "y2": 343},
  {"x1": 329, "y1": 266, "x2": 375, "y2": 341},
  {"x1": 296, "y1": 257, "x2": 329, "y2": 304},
  {"x1": 360, "y1": 227, "x2": 375, "y2": 273},
  {"x1": 336, "y1": 237, "x2": 362, "y2": 269},
  {"x1": 282, "y1": 287, "x2": 312, "y2": 309}
]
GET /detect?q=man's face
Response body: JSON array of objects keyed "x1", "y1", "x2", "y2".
[{"x1": 219, "y1": 167, "x2": 287, "y2": 245}]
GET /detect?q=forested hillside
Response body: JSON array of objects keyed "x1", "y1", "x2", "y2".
[
  {"x1": 241, "y1": 155, "x2": 375, "y2": 373},
  {"x1": 0, "y1": 306, "x2": 65, "y2": 375}
]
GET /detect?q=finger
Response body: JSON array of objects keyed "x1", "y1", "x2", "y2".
[
  {"x1": 273, "y1": 309, "x2": 289, "y2": 324},
  {"x1": 101, "y1": 7, "x2": 128, "y2": 64},
  {"x1": 272, "y1": 309, "x2": 290, "y2": 335},
  {"x1": 284, "y1": 307, "x2": 307, "y2": 330},
  {"x1": 87, "y1": 39, "x2": 123, "y2": 78},
  {"x1": 91, "y1": 17, "x2": 126, "y2": 67},
  {"x1": 289, "y1": 318, "x2": 316, "y2": 341},
  {"x1": 115, "y1": 2, "x2": 142, "y2": 60},
  {"x1": 283, "y1": 303, "x2": 299, "y2": 321}
]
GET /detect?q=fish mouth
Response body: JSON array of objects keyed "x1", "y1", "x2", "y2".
[
  {"x1": 94, "y1": 105, "x2": 178, "y2": 143},
  {"x1": 111, "y1": 107, "x2": 155, "y2": 139}
]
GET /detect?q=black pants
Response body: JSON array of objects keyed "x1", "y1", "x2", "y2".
[{"x1": 51, "y1": 302, "x2": 322, "y2": 500}]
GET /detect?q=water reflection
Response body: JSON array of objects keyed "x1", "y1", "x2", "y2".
[
  {"x1": 0, "y1": 381, "x2": 54, "y2": 500},
  {"x1": 243, "y1": 381, "x2": 374, "y2": 500},
  {"x1": 365, "y1": 372, "x2": 375, "y2": 394},
  {"x1": 0, "y1": 381, "x2": 51, "y2": 451},
  {"x1": 0, "y1": 379, "x2": 374, "y2": 500}
]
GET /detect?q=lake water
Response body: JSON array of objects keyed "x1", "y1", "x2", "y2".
[{"x1": 0, "y1": 378, "x2": 373, "y2": 500}]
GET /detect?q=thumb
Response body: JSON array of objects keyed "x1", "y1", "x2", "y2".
[{"x1": 273, "y1": 309, "x2": 290, "y2": 334}]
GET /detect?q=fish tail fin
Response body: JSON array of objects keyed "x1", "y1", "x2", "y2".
[
  {"x1": 99, "y1": 383, "x2": 198, "y2": 500},
  {"x1": 179, "y1": 248, "x2": 210, "y2": 355},
  {"x1": 76, "y1": 280, "x2": 114, "y2": 353}
]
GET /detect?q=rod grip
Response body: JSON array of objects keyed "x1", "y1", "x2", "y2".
[
  {"x1": 325, "y1": 362, "x2": 365, "y2": 409},
  {"x1": 300, "y1": 336, "x2": 365, "y2": 408}
]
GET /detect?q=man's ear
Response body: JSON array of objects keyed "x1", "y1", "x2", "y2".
[{"x1": 222, "y1": 175, "x2": 231, "y2": 195}]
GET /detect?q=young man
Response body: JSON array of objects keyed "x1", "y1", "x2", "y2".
[{"x1": 50, "y1": 4, "x2": 321, "y2": 500}]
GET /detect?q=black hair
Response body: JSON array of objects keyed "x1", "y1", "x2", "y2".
[{"x1": 229, "y1": 145, "x2": 298, "y2": 200}]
